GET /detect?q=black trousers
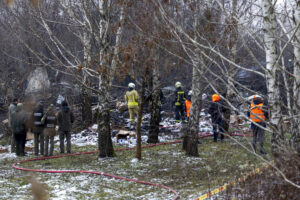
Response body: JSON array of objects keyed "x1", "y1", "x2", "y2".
[
  {"x1": 175, "y1": 105, "x2": 185, "y2": 122},
  {"x1": 14, "y1": 132, "x2": 26, "y2": 156},
  {"x1": 59, "y1": 131, "x2": 71, "y2": 153},
  {"x1": 251, "y1": 123, "x2": 266, "y2": 153},
  {"x1": 34, "y1": 131, "x2": 44, "y2": 156}
]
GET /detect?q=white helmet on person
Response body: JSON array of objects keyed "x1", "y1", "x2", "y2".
[
  {"x1": 128, "y1": 82, "x2": 135, "y2": 89},
  {"x1": 175, "y1": 82, "x2": 182, "y2": 88}
]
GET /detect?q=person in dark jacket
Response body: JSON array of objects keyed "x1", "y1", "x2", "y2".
[
  {"x1": 57, "y1": 101, "x2": 74, "y2": 154},
  {"x1": 247, "y1": 96, "x2": 269, "y2": 154},
  {"x1": 208, "y1": 94, "x2": 225, "y2": 142},
  {"x1": 32, "y1": 102, "x2": 45, "y2": 156},
  {"x1": 8, "y1": 98, "x2": 18, "y2": 152},
  {"x1": 43, "y1": 104, "x2": 57, "y2": 156},
  {"x1": 173, "y1": 82, "x2": 186, "y2": 123},
  {"x1": 11, "y1": 103, "x2": 27, "y2": 156}
]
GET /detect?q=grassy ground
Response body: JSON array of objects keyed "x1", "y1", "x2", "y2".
[{"x1": 0, "y1": 134, "x2": 272, "y2": 200}]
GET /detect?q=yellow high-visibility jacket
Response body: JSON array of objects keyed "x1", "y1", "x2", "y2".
[{"x1": 125, "y1": 90, "x2": 139, "y2": 108}]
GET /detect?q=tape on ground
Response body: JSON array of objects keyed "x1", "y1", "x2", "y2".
[{"x1": 195, "y1": 163, "x2": 270, "y2": 200}]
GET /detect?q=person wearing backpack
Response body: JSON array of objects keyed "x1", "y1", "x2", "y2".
[
  {"x1": 11, "y1": 103, "x2": 27, "y2": 156},
  {"x1": 173, "y1": 82, "x2": 186, "y2": 123},
  {"x1": 57, "y1": 101, "x2": 74, "y2": 154},
  {"x1": 248, "y1": 96, "x2": 269, "y2": 154}
]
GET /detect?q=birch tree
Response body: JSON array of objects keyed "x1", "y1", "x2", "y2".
[
  {"x1": 291, "y1": 0, "x2": 300, "y2": 154},
  {"x1": 263, "y1": 0, "x2": 285, "y2": 154}
]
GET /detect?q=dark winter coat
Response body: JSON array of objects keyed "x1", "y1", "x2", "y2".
[
  {"x1": 57, "y1": 106, "x2": 74, "y2": 132},
  {"x1": 11, "y1": 108, "x2": 27, "y2": 134},
  {"x1": 208, "y1": 100, "x2": 225, "y2": 123},
  {"x1": 31, "y1": 103, "x2": 45, "y2": 133},
  {"x1": 43, "y1": 107, "x2": 57, "y2": 137}
]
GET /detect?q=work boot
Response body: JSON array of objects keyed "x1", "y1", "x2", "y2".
[{"x1": 260, "y1": 150, "x2": 267, "y2": 155}]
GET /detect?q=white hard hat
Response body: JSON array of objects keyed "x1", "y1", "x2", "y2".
[
  {"x1": 247, "y1": 94, "x2": 262, "y2": 101},
  {"x1": 128, "y1": 82, "x2": 135, "y2": 88},
  {"x1": 188, "y1": 90, "x2": 192, "y2": 96},
  {"x1": 175, "y1": 82, "x2": 182, "y2": 88}
]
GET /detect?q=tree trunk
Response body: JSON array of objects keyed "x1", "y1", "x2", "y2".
[
  {"x1": 81, "y1": 87, "x2": 92, "y2": 128},
  {"x1": 97, "y1": 0, "x2": 125, "y2": 158},
  {"x1": 223, "y1": 0, "x2": 238, "y2": 133},
  {"x1": 81, "y1": 18, "x2": 93, "y2": 129},
  {"x1": 136, "y1": 78, "x2": 146, "y2": 160},
  {"x1": 98, "y1": 82, "x2": 114, "y2": 158},
  {"x1": 291, "y1": 0, "x2": 300, "y2": 154},
  {"x1": 263, "y1": 0, "x2": 284, "y2": 155},
  {"x1": 148, "y1": 65, "x2": 161, "y2": 144},
  {"x1": 184, "y1": 64, "x2": 202, "y2": 156}
]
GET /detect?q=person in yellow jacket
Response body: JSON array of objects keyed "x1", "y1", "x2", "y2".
[{"x1": 125, "y1": 83, "x2": 140, "y2": 123}]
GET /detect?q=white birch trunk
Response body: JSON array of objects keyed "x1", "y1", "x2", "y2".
[
  {"x1": 263, "y1": 0, "x2": 283, "y2": 153},
  {"x1": 291, "y1": 0, "x2": 300, "y2": 154}
]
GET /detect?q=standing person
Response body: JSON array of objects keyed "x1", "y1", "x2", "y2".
[
  {"x1": 43, "y1": 104, "x2": 57, "y2": 157},
  {"x1": 57, "y1": 101, "x2": 74, "y2": 154},
  {"x1": 125, "y1": 83, "x2": 139, "y2": 124},
  {"x1": 248, "y1": 96, "x2": 269, "y2": 154},
  {"x1": 11, "y1": 103, "x2": 27, "y2": 156},
  {"x1": 32, "y1": 102, "x2": 45, "y2": 156},
  {"x1": 208, "y1": 94, "x2": 225, "y2": 142},
  {"x1": 8, "y1": 98, "x2": 18, "y2": 152},
  {"x1": 185, "y1": 90, "x2": 192, "y2": 121},
  {"x1": 173, "y1": 82, "x2": 186, "y2": 123}
]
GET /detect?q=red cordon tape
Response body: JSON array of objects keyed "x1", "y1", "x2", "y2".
[
  {"x1": 13, "y1": 132, "x2": 253, "y2": 200},
  {"x1": 13, "y1": 141, "x2": 183, "y2": 200}
]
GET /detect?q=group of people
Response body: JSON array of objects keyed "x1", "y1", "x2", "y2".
[
  {"x1": 7, "y1": 99, "x2": 74, "y2": 157},
  {"x1": 125, "y1": 81, "x2": 269, "y2": 154}
]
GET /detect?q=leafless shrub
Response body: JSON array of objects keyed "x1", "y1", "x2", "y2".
[{"x1": 225, "y1": 152, "x2": 300, "y2": 200}]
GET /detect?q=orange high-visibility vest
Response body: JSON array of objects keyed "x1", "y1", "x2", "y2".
[
  {"x1": 185, "y1": 100, "x2": 191, "y2": 118},
  {"x1": 250, "y1": 103, "x2": 265, "y2": 122}
]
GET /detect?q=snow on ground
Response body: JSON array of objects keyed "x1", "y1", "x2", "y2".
[{"x1": 0, "y1": 113, "x2": 251, "y2": 200}]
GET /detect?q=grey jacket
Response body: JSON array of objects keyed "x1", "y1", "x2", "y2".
[{"x1": 8, "y1": 103, "x2": 17, "y2": 128}]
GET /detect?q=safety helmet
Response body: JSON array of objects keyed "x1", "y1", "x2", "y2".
[
  {"x1": 128, "y1": 82, "x2": 135, "y2": 88},
  {"x1": 175, "y1": 82, "x2": 182, "y2": 88},
  {"x1": 212, "y1": 94, "x2": 220, "y2": 102},
  {"x1": 188, "y1": 90, "x2": 193, "y2": 96}
]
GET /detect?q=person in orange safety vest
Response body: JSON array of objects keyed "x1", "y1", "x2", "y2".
[
  {"x1": 185, "y1": 90, "x2": 192, "y2": 120},
  {"x1": 247, "y1": 96, "x2": 269, "y2": 154}
]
